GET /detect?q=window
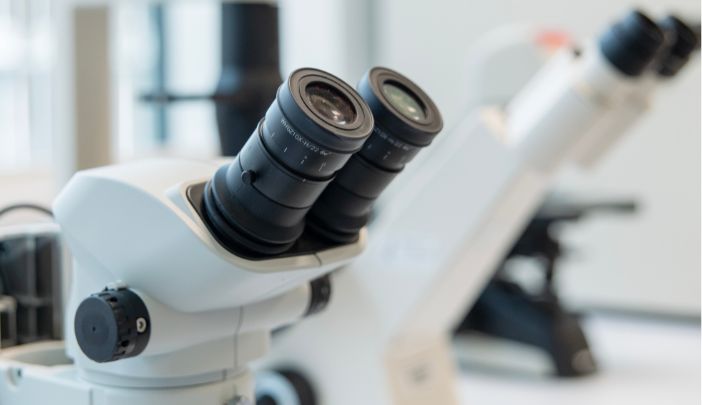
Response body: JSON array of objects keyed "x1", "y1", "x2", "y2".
[{"x1": 0, "y1": 0, "x2": 52, "y2": 171}]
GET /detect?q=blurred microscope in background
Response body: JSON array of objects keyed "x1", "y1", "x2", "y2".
[
  {"x1": 452, "y1": 12, "x2": 699, "y2": 380},
  {"x1": 455, "y1": 196, "x2": 638, "y2": 377}
]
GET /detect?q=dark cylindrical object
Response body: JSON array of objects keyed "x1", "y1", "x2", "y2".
[
  {"x1": 256, "y1": 370, "x2": 317, "y2": 405},
  {"x1": 305, "y1": 276, "x2": 332, "y2": 316},
  {"x1": 655, "y1": 16, "x2": 699, "y2": 77},
  {"x1": 216, "y1": 3, "x2": 282, "y2": 156},
  {"x1": 599, "y1": 10, "x2": 665, "y2": 76},
  {"x1": 204, "y1": 68, "x2": 374, "y2": 255},
  {"x1": 74, "y1": 288, "x2": 150, "y2": 363},
  {"x1": 308, "y1": 67, "x2": 443, "y2": 243}
]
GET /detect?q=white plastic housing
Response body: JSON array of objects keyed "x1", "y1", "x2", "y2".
[
  {"x1": 46, "y1": 157, "x2": 363, "y2": 398},
  {"x1": 570, "y1": 75, "x2": 657, "y2": 167},
  {"x1": 505, "y1": 43, "x2": 639, "y2": 170},
  {"x1": 53, "y1": 158, "x2": 364, "y2": 314}
]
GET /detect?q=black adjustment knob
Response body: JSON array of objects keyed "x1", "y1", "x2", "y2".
[
  {"x1": 305, "y1": 275, "x2": 332, "y2": 316},
  {"x1": 74, "y1": 287, "x2": 150, "y2": 363}
]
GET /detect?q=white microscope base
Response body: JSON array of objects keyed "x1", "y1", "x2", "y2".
[{"x1": 0, "y1": 342, "x2": 253, "y2": 405}]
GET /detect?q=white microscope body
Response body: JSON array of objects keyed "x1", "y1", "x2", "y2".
[
  {"x1": 1, "y1": 59, "x2": 385, "y2": 404},
  {"x1": 260, "y1": 11, "x2": 686, "y2": 405},
  {"x1": 572, "y1": 15, "x2": 699, "y2": 167},
  {"x1": 0, "y1": 158, "x2": 365, "y2": 404}
]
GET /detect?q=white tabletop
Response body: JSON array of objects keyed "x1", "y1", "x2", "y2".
[{"x1": 456, "y1": 314, "x2": 701, "y2": 405}]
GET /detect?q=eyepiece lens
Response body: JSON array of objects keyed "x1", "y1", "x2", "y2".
[
  {"x1": 202, "y1": 68, "x2": 373, "y2": 256},
  {"x1": 382, "y1": 81, "x2": 426, "y2": 122},
  {"x1": 305, "y1": 82, "x2": 357, "y2": 126},
  {"x1": 307, "y1": 67, "x2": 443, "y2": 243}
]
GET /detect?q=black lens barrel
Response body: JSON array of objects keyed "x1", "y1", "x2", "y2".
[
  {"x1": 233, "y1": 129, "x2": 332, "y2": 208},
  {"x1": 308, "y1": 67, "x2": 443, "y2": 242},
  {"x1": 203, "y1": 67, "x2": 440, "y2": 252},
  {"x1": 333, "y1": 155, "x2": 401, "y2": 200},
  {"x1": 599, "y1": 10, "x2": 665, "y2": 76},
  {"x1": 655, "y1": 15, "x2": 699, "y2": 77},
  {"x1": 262, "y1": 102, "x2": 359, "y2": 179},
  {"x1": 203, "y1": 68, "x2": 374, "y2": 255}
]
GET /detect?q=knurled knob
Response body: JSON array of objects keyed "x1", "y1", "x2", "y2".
[{"x1": 74, "y1": 287, "x2": 150, "y2": 363}]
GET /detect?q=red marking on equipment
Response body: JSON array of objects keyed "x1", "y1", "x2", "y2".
[{"x1": 535, "y1": 30, "x2": 572, "y2": 51}]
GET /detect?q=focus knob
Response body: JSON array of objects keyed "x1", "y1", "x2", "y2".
[{"x1": 74, "y1": 287, "x2": 150, "y2": 363}]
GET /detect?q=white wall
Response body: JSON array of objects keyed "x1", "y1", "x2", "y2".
[
  {"x1": 279, "y1": 0, "x2": 372, "y2": 82},
  {"x1": 370, "y1": 0, "x2": 701, "y2": 315},
  {"x1": 556, "y1": 61, "x2": 700, "y2": 316}
]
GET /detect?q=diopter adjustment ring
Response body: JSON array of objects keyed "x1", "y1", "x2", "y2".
[{"x1": 74, "y1": 286, "x2": 150, "y2": 363}]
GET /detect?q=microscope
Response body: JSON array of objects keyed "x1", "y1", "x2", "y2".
[
  {"x1": 258, "y1": 10, "x2": 688, "y2": 405},
  {"x1": 455, "y1": 196, "x2": 638, "y2": 377},
  {"x1": 0, "y1": 66, "x2": 439, "y2": 404},
  {"x1": 453, "y1": 14, "x2": 699, "y2": 379},
  {"x1": 571, "y1": 14, "x2": 699, "y2": 167}
]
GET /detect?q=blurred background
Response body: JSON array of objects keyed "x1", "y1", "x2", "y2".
[{"x1": 0, "y1": 0, "x2": 699, "y2": 403}]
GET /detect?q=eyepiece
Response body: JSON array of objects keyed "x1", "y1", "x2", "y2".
[
  {"x1": 308, "y1": 67, "x2": 443, "y2": 243},
  {"x1": 360, "y1": 67, "x2": 442, "y2": 150},
  {"x1": 203, "y1": 68, "x2": 374, "y2": 255},
  {"x1": 655, "y1": 16, "x2": 699, "y2": 77},
  {"x1": 262, "y1": 69, "x2": 373, "y2": 179},
  {"x1": 599, "y1": 10, "x2": 665, "y2": 76}
]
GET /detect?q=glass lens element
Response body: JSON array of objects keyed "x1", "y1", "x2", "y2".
[
  {"x1": 382, "y1": 81, "x2": 426, "y2": 122},
  {"x1": 306, "y1": 82, "x2": 357, "y2": 126}
]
